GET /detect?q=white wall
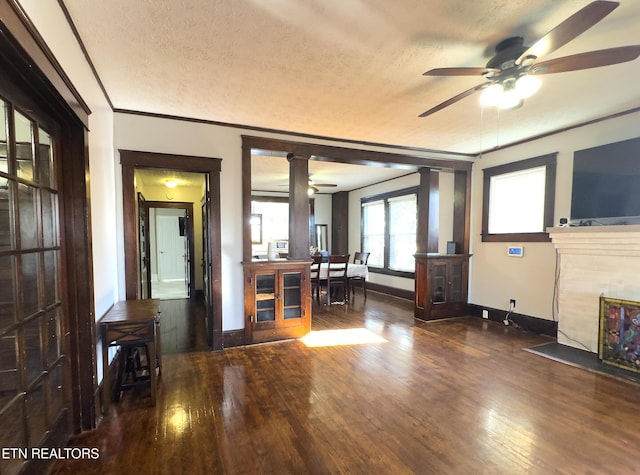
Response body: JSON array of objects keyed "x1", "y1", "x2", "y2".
[
  {"x1": 114, "y1": 113, "x2": 246, "y2": 329},
  {"x1": 19, "y1": 0, "x2": 118, "y2": 381},
  {"x1": 19, "y1": 1, "x2": 117, "y2": 319},
  {"x1": 313, "y1": 194, "x2": 332, "y2": 250},
  {"x1": 469, "y1": 110, "x2": 640, "y2": 320}
]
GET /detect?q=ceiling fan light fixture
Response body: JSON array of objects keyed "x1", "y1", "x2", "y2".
[
  {"x1": 479, "y1": 83, "x2": 504, "y2": 107},
  {"x1": 515, "y1": 74, "x2": 541, "y2": 98},
  {"x1": 165, "y1": 179, "x2": 178, "y2": 189},
  {"x1": 498, "y1": 88, "x2": 522, "y2": 110}
]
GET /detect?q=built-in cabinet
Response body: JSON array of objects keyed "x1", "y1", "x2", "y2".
[
  {"x1": 414, "y1": 254, "x2": 469, "y2": 320},
  {"x1": 243, "y1": 260, "x2": 311, "y2": 344},
  {"x1": 413, "y1": 167, "x2": 471, "y2": 321}
]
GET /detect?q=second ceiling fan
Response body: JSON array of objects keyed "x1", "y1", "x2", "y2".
[{"x1": 419, "y1": 1, "x2": 640, "y2": 117}]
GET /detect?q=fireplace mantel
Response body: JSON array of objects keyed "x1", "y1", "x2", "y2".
[{"x1": 548, "y1": 225, "x2": 640, "y2": 352}]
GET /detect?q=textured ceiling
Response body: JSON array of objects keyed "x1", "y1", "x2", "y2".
[{"x1": 64, "y1": 0, "x2": 640, "y2": 155}]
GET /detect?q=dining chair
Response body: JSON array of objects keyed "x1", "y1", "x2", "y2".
[
  {"x1": 349, "y1": 251, "x2": 370, "y2": 299},
  {"x1": 310, "y1": 254, "x2": 324, "y2": 305},
  {"x1": 325, "y1": 254, "x2": 350, "y2": 305}
]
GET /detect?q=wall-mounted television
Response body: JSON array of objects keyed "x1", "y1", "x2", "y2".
[{"x1": 570, "y1": 137, "x2": 640, "y2": 226}]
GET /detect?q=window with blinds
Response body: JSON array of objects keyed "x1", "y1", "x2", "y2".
[{"x1": 361, "y1": 188, "x2": 417, "y2": 276}]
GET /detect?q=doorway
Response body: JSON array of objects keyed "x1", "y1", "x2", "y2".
[
  {"x1": 146, "y1": 202, "x2": 195, "y2": 300},
  {"x1": 121, "y1": 151, "x2": 223, "y2": 350}
]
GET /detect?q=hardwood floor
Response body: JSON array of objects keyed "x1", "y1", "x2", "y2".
[
  {"x1": 158, "y1": 298, "x2": 209, "y2": 354},
  {"x1": 50, "y1": 291, "x2": 640, "y2": 474}
]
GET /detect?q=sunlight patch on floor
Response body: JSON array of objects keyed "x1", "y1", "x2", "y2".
[{"x1": 300, "y1": 328, "x2": 387, "y2": 347}]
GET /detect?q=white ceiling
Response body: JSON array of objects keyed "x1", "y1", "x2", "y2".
[
  {"x1": 251, "y1": 153, "x2": 416, "y2": 194},
  {"x1": 64, "y1": 0, "x2": 640, "y2": 157}
]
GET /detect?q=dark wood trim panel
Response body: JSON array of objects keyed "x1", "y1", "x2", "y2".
[
  {"x1": 287, "y1": 154, "x2": 310, "y2": 259},
  {"x1": 427, "y1": 171, "x2": 439, "y2": 253},
  {"x1": 61, "y1": 127, "x2": 97, "y2": 432},
  {"x1": 416, "y1": 169, "x2": 431, "y2": 255},
  {"x1": 481, "y1": 153, "x2": 557, "y2": 243},
  {"x1": 331, "y1": 192, "x2": 349, "y2": 254},
  {"x1": 242, "y1": 135, "x2": 474, "y2": 172},
  {"x1": 453, "y1": 170, "x2": 470, "y2": 255},
  {"x1": 120, "y1": 150, "x2": 223, "y2": 351}
]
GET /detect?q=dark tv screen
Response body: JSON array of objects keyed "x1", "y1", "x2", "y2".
[{"x1": 571, "y1": 137, "x2": 640, "y2": 223}]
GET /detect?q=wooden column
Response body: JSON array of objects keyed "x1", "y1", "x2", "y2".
[
  {"x1": 331, "y1": 191, "x2": 349, "y2": 254},
  {"x1": 287, "y1": 153, "x2": 310, "y2": 259},
  {"x1": 453, "y1": 170, "x2": 469, "y2": 255},
  {"x1": 416, "y1": 168, "x2": 432, "y2": 254}
]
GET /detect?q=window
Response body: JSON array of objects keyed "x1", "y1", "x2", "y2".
[
  {"x1": 361, "y1": 188, "x2": 417, "y2": 276},
  {"x1": 362, "y1": 200, "x2": 385, "y2": 267},
  {"x1": 482, "y1": 154, "x2": 556, "y2": 242}
]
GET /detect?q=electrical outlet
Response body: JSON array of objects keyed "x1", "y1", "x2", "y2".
[
  {"x1": 510, "y1": 299, "x2": 516, "y2": 309},
  {"x1": 482, "y1": 309, "x2": 489, "y2": 319}
]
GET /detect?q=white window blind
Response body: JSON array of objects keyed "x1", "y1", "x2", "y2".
[
  {"x1": 388, "y1": 195, "x2": 417, "y2": 272},
  {"x1": 362, "y1": 200, "x2": 385, "y2": 267},
  {"x1": 488, "y1": 166, "x2": 546, "y2": 234}
]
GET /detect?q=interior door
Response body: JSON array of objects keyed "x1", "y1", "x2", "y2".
[
  {"x1": 0, "y1": 100, "x2": 71, "y2": 474},
  {"x1": 138, "y1": 192, "x2": 151, "y2": 299},
  {"x1": 156, "y1": 213, "x2": 187, "y2": 281}
]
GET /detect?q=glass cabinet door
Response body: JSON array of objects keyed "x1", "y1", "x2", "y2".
[
  {"x1": 430, "y1": 263, "x2": 446, "y2": 303},
  {"x1": 255, "y1": 274, "x2": 276, "y2": 322},
  {"x1": 449, "y1": 261, "x2": 463, "y2": 302},
  {"x1": 282, "y1": 272, "x2": 302, "y2": 320}
]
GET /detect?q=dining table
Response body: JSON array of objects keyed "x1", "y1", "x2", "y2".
[{"x1": 318, "y1": 262, "x2": 368, "y2": 280}]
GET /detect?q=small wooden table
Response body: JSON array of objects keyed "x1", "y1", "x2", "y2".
[{"x1": 99, "y1": 299, "x2": 161, "y2": 412}]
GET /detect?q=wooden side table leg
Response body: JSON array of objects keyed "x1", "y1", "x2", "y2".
[
  {"x1": 102, "y1": 338, "x2": 110, "y2": 414},
  {"x1": 148, "y1": 340, "x2": 157, "y2": 405}
]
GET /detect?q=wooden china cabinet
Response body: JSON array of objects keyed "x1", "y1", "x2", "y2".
[{"x1": 242, "y1": 260, "x2": 311, "y2": 344}]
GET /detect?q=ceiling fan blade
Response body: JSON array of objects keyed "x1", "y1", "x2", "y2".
[
  {"x1": 423, "y1": 67, "x2": 499, "y2": 76},
  {"x1": 314, "y1": 183, "x2": 338, "y2": 187},
  {"x1": 530, "y1": 45, "x2": 640, "y2": 74},
  {"x1": 516, "y1": 1, "x2": 619, "y2": 65},
  {"x1": 419, "y1": 83, "x2": 490, "y2": 118}
]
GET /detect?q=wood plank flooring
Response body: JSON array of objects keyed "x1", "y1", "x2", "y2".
[{"x1": 50, "y1": 291, "x2": 640, "y2": 474}]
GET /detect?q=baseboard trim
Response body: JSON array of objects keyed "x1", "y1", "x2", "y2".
[
  {"x1": 223, "y1": 329, "x2": 246, "y2": 348},
  {"x1": 468, "y1": 303, "x2": 557, "y2": 337},
  {"x1": 366, "y1": 282, "x2": 414, "y2": 301}
]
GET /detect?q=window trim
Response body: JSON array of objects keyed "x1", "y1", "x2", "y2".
[
  {"x1": 361, "y1": 186, "x2": 418, "y2": 278},
  {"x1": 481, "y1": 153, "x2": 556, "y2": 242}
]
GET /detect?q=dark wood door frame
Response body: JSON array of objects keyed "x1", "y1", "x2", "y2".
[
  {"x1": 145, "y1": 200, "x2": 196, "y2": 298},
  {"x1": 120, "y1": 150, "x2": 223, "y2": 350},
  {"x1": 0, "y1": 0, "x2": 96, "y2": 442}
]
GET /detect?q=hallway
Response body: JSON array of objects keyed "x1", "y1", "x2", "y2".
[{"x1": 158, "y1": 298, "x2": 209, "y2": 355}]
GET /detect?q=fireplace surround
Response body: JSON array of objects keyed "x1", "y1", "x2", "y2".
[{"x1": 548, "y1": 225, "x2": 640, "y2": 353}]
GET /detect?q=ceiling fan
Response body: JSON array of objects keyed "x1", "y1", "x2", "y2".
[
  {"x1": 419, "y1": 1, "x2": 640, "y2": 117},
  {"x1": 278, "y1": 176, "x2": 338, "y2": 194},
  {"x1": 307, "y1": 178, "x2": 338, "y2": 195}
]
